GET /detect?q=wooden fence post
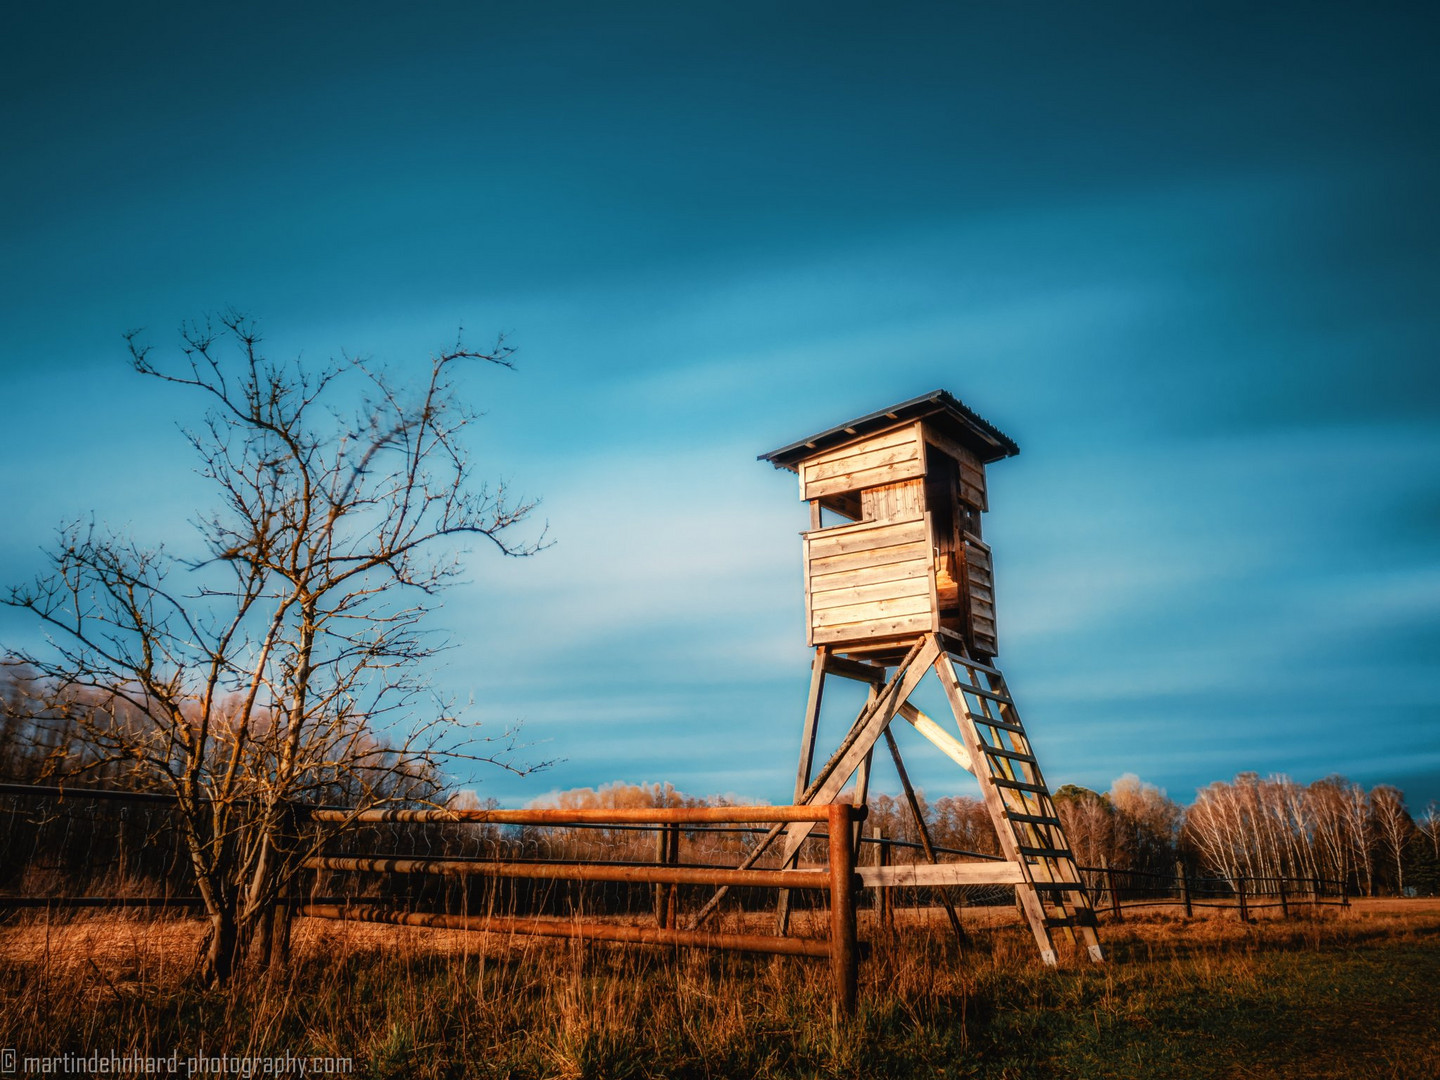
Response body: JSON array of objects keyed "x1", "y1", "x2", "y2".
[
  {"x1": 1277, "y1": 874, "x2": 1289, "y2": 919},
  {"x1": 654, "y1": 825, "x2": 669, "y2": 928},
  {"x1": 872, "y1": 825, "x2": 892, "y2": 932},
  {"x1": 666, "y1": 824, "x2": 680, "y2": 928},
  {"x1": 1103, "y1": 858, "x2": 1122, "y2": 922},
  {"x1": 1176, "y1": 860, "x2": 1192, "y2": 919},
  {"x1": 828, "y1": 802, "x2": 858, "y2": 1022},
  {"x1": 1236, "y1": 874, "x2": 1249, "y2": 923}
]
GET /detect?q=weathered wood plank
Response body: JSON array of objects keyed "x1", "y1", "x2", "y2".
[
  {"x1": 809, "y1": 558, "x2": 930, "y2": 592},
  {"x1": 823, "y1": 653, "x2": 888, "y2": 684},
  {"x1": 808, "y1": 541, "x2": 931, "y2": 578},
  {"x1": 805, "y1": 440, "x2": 921, "y2": 485},
  {"x1": 857, "y1": 861, "x2": 1023, "y2": 887},
  {"x1": 806, "y1": 518, "x2": 926, "y2": 559},
  {"x1": 813, "y1": 612, "x2": 933, "y2": 643},
  {"x1": 898, "y1": 702, "x2": 973, "y2": 773},
  {"x1": 805, "y1": 459, "x2": 928, "y2": 500},
  {"x1": 812, "y1": 593, "x2": 932, "y2": 628},
  {"x1": 806, "y1": 424, "x2": 919, "y2": 467},
  {"x1": 810, "y1": 576, "x2": 931, "y2": 611}
]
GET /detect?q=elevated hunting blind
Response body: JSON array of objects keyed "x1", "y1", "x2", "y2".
[
  {"x1": 758, "y1": 389, "x2": 1017, "y2": 663},
  {"x1": 710, "y1": 390, "x2": 1105, "y2": 966}
]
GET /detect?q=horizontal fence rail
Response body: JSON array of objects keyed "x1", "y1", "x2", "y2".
[
  {"x1": 306, "y1": 805, "x2": 840, "y2": 824},
  {"x1": 1075, "y1": 861, "x2": 1350, "y2": 921},
  {"x1": 0, "y1": 780, "x2": 1374, "y2": 1016},
  {"x1": 301, "y1": 800, "x2": 865, "y2": 1017}
]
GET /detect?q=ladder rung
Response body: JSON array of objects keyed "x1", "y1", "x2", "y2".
[
  {"x1": 1030, "y1": 881, "x2": 1087, "y2": 891},
  {"x1": 1005, "y1": 811, "x2": 1062, "y2": 826},
  {"x1": 943, "y1": 646, "x2": 1001, "y2": 677},
  {"x1": 952, "y1": 682, "x2": 1014, "y2": 706},
  {"x1": 967, "y1": 714, "x2": 1025, "y2": 735},
  {"x1": 991, "y1": 777, "x2": 1049, "y2": 794},
  {"x1": 981, "y1": 744, "x2": 1036, "y2": 764},
  {"x1": 1019, "y1": 846, "x2": 1072, "y2": 860},
  {"x1": 1044, "y1": 913, "x2": 1098, "y2": 929}
]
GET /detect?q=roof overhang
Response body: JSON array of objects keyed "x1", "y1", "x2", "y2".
[{"x1": 758, "y1": 390, "x2": 1020, "y2": 472}]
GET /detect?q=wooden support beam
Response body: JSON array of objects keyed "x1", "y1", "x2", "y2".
[
  {"x1": 695, "y1": 638, "x2": 933, "y2": 930},
  {"x1": 778, "y1": 635, "x2": 942, "y2": 865},
  {"x1": 897, "y1": 702, "x2": 973, "y2": 773},
  {"x1": 793, "y1": 648, "x2": 829, "y2": 802},
  {"x1": 857, "y1": 862, "x2": 1023, "y2": 888},
  {"x1": 823, "y1": 653, "x2": 888, "y2": 684}
]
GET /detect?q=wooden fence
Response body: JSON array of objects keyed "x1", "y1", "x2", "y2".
[{"x1": 0, "y1": 784, "x2": 1361, "y2": 1014}]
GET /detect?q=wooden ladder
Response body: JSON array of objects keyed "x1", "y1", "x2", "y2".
[{"x1": 934, "y1": 642, "x2": 1104, "y2": 964}]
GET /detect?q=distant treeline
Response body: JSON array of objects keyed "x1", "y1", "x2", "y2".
[
  {"x1": 5, "y1": 663, "x2": 1438, "y2": 898},
  {"x1": 526, "y1": 776, "x2": 1440, "y2": 897}
]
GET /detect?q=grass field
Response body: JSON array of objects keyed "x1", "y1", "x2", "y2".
[{"x1": 2, "y1": 900, "x2": 1437, "y2": 1079}]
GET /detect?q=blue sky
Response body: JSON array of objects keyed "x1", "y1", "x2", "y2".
[{"x1": 2, "y1": 3, "x2": 1437, "y2": 810}]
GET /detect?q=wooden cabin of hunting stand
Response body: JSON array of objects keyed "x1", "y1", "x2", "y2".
[{"x1": 760, "y1": 390, "x2": 1019, "y2": 664}]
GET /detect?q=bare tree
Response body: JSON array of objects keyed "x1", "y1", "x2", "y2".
[
  {"x1": 1369, "y1": 784, "x2": 1414, "y2": 895},
  {"x1": 1053, "y1": 785, "x2": 1119, "y2": 874},
  {"x1": 4, "y1": 314, "x2": 546, "y2": 982},
  {"x1": 1419, "y1": 801, "x2": 1440, "y2": 862},
  {"x1": 1307, "y1": 776, "x2": 1357, "y2": 888},
  {"x1": 1106, "y1": 774, "x2": 1181, "y2": 876}
]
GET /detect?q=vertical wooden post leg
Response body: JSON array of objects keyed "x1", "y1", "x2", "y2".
[
  {"x1": 1177, "y1": 860, "x2": 1192, "y2": 919},
  {"x1": 828, "y1": 802, "x2": 858, "y2": 1022},
  {"x1": 667, "y1": 824, "x2": 680, "y2": 927},
  {"x1": 1277, "y1": 875, "x2": 1289, "y2": 919},
  {"x1": 654, "y1": 825, "x2": 669, "y2": 928},
  {"x1": 1105, "y1": 861, "x2": 1123, "y2": 922},
  {"x1": 778, "y1": 648, "x2": 830, "y2": 937},
  {"x1": 1237, "y1": 874, "x2": 1249, "y2": 923},
  {"x1": 873, "y1": 826, "x2": 892, "y2": 933}
]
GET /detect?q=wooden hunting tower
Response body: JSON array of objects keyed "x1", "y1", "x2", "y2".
[
  {"x1": 743, "y1": 390, "x2": 1104, "y2": 966},
  {"x1": 758, "y1": 389, "x2": 1017, "y2": 663}
]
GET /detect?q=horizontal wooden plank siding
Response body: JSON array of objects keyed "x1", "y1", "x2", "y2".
[
  {"x1": 813, "y1": 612, "x2": 933, "y2": 645},
  {"x1": 804, "y1": 513, "x2": 935, "y2": 646},
  {"x1": 808, "y1": 540, "x2": 930, "y2": 578},
  {"x1": 802, "y1": 423, "x2": 925, "y2": 500},
  {"x1": 812, "y1": 593, "x2": 931, "y2": 627},
  {"x1": 808, "y1": 558, "x2": 930, "y2": 593},
  {"x1": 810, "y1": 575, "x2": 931, "y2": 611},
  {"x1": 807, "y1": 518, "x2": 926, "y2": 560}
]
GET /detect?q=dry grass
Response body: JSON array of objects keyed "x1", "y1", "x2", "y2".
[{"x1": 1, "y1": 899, "x2": 1437, "y2": 1079}]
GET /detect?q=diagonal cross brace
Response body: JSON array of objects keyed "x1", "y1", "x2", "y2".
[
  {"x1": 775, "y1": 635, "x2": 941, "y2": 864},
  {"x1": 687, "y1": 635, "x2": 941, "y2": 930}
]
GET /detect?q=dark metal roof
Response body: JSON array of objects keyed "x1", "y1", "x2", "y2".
[{"x1": 758, "y1": 389, "x2": 1020, "y2": 470}]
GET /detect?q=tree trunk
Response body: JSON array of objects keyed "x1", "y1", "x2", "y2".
[{"x1": 203, "y1": 907, "x2": 240, "y2": 986}]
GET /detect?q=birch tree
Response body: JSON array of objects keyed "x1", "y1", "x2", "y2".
[{"x1": 1369, "y1": 784, "x2": 1413, "y2": 894}]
